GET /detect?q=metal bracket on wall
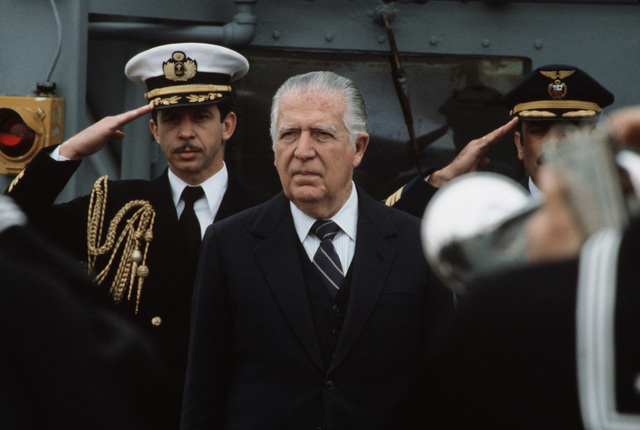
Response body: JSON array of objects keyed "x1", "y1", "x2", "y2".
[
  {"x1": 376, "y1": 4, "x2": 422, "y2": 173},
  {"x1": 88, "y1": 0, "x2": 257, "y2": 47}
]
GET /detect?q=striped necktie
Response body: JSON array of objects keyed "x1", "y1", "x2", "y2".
[{"x1": 311, "y1": 219, "x2": 344, "y2": 297}]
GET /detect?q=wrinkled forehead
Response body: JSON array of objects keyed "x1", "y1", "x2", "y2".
[
  {"x1": 280, "y1": 87, "x2": 346, "y2": 110},
  {"x1": 277, "y1": 91, "x2": 347, "y2": 125}
]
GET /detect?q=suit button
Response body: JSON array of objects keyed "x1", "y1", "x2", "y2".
[
  {"x1": 331, "y1": 304, "x2": 340, "y2": 313},
  {"x1": 325, "y1": 380, "x2": 335, "y2": 390},
  {"x1": 151, "y1": 316, "x2": 162, "y2": 326},
  {"x1": 331, "y1": 328, "x2": 341, "y2": 336}
]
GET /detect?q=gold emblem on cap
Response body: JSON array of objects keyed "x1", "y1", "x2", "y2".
[
  {"x1": 540, "y1": 70, "x2": 575, "y2": 100},
  {"x1": 146, "y1": 84, "x2": 231, "y2": 106},
  {"x1": 186, "y1": 93, "x2": 224, "y2": 103},
  {"x1": 163, "y1": 51, "x2": 197, "y2": 82},
  {"x1": 149, "y1": 95, "x2": 182, "y2": 107},
  {"x1": 511, "y1": 100, "x2": 601, "y2": 117}
]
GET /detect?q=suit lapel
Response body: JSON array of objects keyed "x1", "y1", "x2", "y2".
[
  {"x1": 215, "y1": 175, "x2": 244, "y2": 222},
  {"x1": 253, "y1": 193, "x2": 325, "y2": 372},
  {"x1": 215, "y1": 173, "x2": 263, "y2": 222},
  {"x1": 329, "y1": 189, "x2": 397, "y2": 373}
]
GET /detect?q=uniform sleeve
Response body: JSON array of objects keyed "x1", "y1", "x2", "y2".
[
  {"x1": 5, "y1": 145, "x2": 81, "y2": 214},
  {"x1": 384, "y1": 168, "x2": 439, "y2": 218},
  {"x1": 4, "y1": 145, "x2": 87, "y2": 259}
]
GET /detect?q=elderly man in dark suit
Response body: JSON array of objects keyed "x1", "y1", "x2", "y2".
[
  {"x1": 181, "y1": 71, "x2": 455, "y2": 429},
  {"x1": 5, "y1": 43, "x2": 264, "y2": 429}
]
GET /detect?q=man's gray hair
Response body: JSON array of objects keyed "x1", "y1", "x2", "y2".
[{"x1": 270, "y1": 71, "x2": 367, "y2": 149}]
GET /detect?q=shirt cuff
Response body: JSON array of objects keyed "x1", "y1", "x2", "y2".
[{"x1": 49, "y1": 145, "x2": 71, "y2": 161}]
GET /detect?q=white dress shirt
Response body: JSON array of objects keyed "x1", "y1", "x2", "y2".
[
  {"x1": 290, "y1": 183, "x2": 358, "y2": 273},
  {"x1": 528, "y1": 176, "x2": 544, "y2": 202},
  {"x1": 168, "y1": 165, "x2": 228, "y2": 239}
]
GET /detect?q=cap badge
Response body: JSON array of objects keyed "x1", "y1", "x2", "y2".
[
  {"x1": 163, "y1": 51, "x2": 197, "y2": 82},
  {"x1": 540, "y1": 70, "x2": 575, "y2": 100}
]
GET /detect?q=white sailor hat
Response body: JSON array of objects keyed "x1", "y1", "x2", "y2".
[{"x1": 124, "y1": 42, "x2": 249, "y2": 109}]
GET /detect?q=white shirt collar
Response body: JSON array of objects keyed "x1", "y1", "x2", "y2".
[
  {"x1": 167, "y1": 163, "x2": 229, "y2": 216},
  {"x1": 528, "y1": 176, "x2": 544, "y2": 202},
  {"x1": 290, "y1": 182, "x2": 358, "y2": 243}
]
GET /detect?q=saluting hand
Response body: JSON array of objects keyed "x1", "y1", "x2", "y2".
[
  {"x1": 58, "y1": 103, "x2": 155, "y2": 160},
  {"x1": 427, "y1": 116, "x2": 519, "y2": 188}
]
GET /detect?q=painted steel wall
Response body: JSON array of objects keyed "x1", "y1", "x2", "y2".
[{"x1": 1, "y1": 0, "x2": 638, "y2": 198}]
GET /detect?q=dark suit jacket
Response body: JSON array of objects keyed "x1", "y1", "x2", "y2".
[
  {"x1": 5, "y1": 147, "x2": 264, "y2": 429},
  {"x1": 181, "y1": 187, "x2": 455, "y2": 430}
]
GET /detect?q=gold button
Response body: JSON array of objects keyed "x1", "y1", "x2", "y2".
[{"x1": 151, "y1": 316, "x2": 162, "y2": 326}]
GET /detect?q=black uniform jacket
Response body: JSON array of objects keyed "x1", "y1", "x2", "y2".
[
  {"x1": 181, "y1": 187, "x2": 455, "y2": 430},
  {"x1": 5, "y1": 146, "x2": 264, "y2": 429},
  {"x1": 384, "y1": 168, "x2": 439, "y2": 218}
]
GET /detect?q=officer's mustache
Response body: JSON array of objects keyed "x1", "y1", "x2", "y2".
[{"x1": 173, "y1": 142, "x2": 202, "y2": 153}]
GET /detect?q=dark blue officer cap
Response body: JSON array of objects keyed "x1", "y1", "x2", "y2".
[{"x1": 502, "y1": 64, "x2": 614, "y2": 121}]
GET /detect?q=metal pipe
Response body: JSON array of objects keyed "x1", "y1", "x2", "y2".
[{"x1": 88, "y1": 0, "x2": 257, "y2": 47}]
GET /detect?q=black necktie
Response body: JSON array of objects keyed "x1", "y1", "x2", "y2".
[
  {"x1": 311, "y1": 219, "x2": 344, "y2": 297},
  {"x1": 179, "y1": 186, "x2": 204, "y2": 265}
]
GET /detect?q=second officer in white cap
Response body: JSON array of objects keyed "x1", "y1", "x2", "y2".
[{"x1": 6, "y1": 42, "x2": 265, "y2": 429}]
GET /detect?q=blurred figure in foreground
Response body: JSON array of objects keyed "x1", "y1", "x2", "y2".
[{"x1": 0, "y1": 195, "x2": 165, "y2": 429}]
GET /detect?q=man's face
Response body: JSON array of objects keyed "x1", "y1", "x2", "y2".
[
  {"x1": 515, "y1": 119, "x2": 593, "y2": 186},
  {"x1": 273, "y1": 89, "x2": 368, "y2": 219},
  {"x1": 515, "y1": 120, "x2": 559, "y2": 186},
  {"x1": 150, "y1": 104, "x2": 236, "y2": 185}
]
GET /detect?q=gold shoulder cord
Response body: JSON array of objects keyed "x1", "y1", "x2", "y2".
[{"x1": 86, "y1": 176, "x2": 156, "y2": 314}]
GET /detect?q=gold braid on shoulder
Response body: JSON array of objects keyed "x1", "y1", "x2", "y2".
[{"x1": 86, "y1": 175, "x2": 156, "y2": 314}]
